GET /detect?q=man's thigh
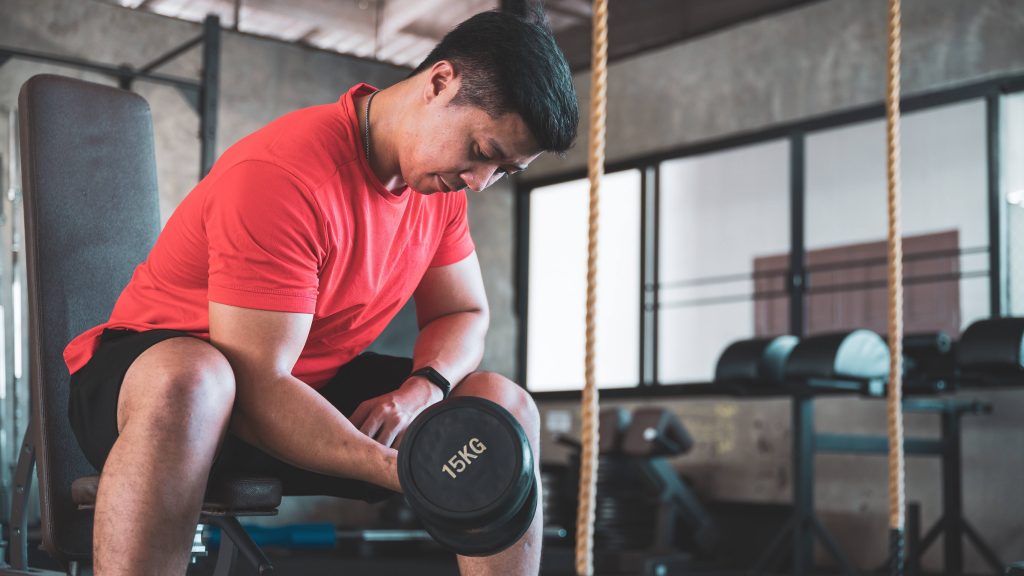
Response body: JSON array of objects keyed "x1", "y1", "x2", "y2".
[{"x1": 69, "y1": 328, "x2": 209, "y2": 471}]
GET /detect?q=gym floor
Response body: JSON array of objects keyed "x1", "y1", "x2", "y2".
[{"x1": 192, "y1": 552, "x2": 461, "y2": 576}]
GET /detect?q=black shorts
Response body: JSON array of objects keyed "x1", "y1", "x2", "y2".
[{"x1": 68, "y1": 328, "x2": 412, "y2": 502}]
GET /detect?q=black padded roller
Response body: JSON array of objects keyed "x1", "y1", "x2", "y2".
[
  {"x1": 957, "y1": 317, "x2": 1024, "y2": 374},
  {"x1": 903, "y1": 332, "x2": 952, "y2": 355},
  {"x1": 714, "y1": 335, "x2": 799, "y2": 386},
  {"x1": 784, "y1": 330, "x2": 889, "y2": 382},
  {"x1": 902, "y1": 332, "x2": 955, "y2": 382}
]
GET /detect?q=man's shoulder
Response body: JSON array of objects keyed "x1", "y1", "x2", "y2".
[{"x1": 227, "y1": 103, "x2": 360, "y2": 190}]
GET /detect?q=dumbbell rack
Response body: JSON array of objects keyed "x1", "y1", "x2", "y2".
[
  {"x1": 751, "y1": 391, "x2": 1001, "y2": 576},
  {"x1": 556, "y1": 407, "x2": 720, "y2": 575},
  {"x1": 817, "y1": 397, "x2": 1002, "y2": 575}
]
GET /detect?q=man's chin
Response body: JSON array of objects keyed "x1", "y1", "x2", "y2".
[{"x1": 435, "y1": 175, "x2": 454, "y2": 193}]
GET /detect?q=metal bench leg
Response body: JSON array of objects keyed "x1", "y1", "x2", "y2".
[
  {"x1": 9, "y1": 425, "x2": 36, "y2": 570},
  {"x1": 212, "y1": 531, "x2": 238, "y2": 576},
  {"x1": 209, "y1": 516, "x2": 274, "y2": 575}
]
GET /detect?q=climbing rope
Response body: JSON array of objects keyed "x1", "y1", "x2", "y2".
[
  {"x1": 574, "y1": 3, "x2": 906, "y2": 574},
  {"x1": 884, "y1": 0, "x2": 907, "y2": 573},
  {"x1": 576, "y1": 0, "x2": 608, "y2": 573}
]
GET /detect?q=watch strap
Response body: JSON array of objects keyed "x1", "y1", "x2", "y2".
[{"x1": 410, "y1": 366, "x2": 451, "y2": 400}]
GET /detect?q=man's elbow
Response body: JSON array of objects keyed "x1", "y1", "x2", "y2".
[
  {"x1": 419, "y1": 306, "x2": 489, "y2": 332},
  {"x1": 476, "y1": 304, "x2": 490, "y2": 336}
]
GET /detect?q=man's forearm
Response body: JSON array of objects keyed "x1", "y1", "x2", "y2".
[
  {"x1": 229, "y1": 373, "x2": 400, "y2": 492},
  {"x1": 412, "y1": 310, "x2": 488, "y2": 390}
]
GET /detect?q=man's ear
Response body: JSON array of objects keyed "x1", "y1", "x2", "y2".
[{"x1": 423, "y1": 60, "x2": 459, "y2": 105}]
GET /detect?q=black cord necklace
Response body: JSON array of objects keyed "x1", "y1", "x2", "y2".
[{"x1": 363, "y1": 90, "x2": 378, "y2": 162}]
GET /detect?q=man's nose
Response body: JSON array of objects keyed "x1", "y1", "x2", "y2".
[{"x1": 459, "y1": 165, "x2": 501, "y2": 192}]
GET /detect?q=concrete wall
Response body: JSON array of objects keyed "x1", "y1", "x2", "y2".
[
  {"x1": 524, "y1": 0, "x2": 1024, "y2": 180},
  {"x1": 518, "y1": 0, "x2": 1024, "y2": 571}
]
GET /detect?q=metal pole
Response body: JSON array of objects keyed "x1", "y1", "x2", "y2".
[
  {"x1": 138, "y1": 34, "x2": 204, "y2": 75},
  {"x1": 789, "y1": 133, "x2": 812, "y2": 576},
  {"x1": 986, "y1": 93, "x2": 1006, "y2": 317},
  {"x1": 789, "y1": 133, "x2": 806, "y2": 337},
  {"x1": 793, "y1": 395, "x2": 815, "y2": 576},
  {"x1": 942, "y1": 408, "x2": 963, "y2": 575},
  {"x1": 514, "y1": 184, "x2": 530, "y2": 386},
  {"x1": 8, "y1": 429, "x2": 34, "y2": 570},
  {"x1": 639, "y1": 167, "x2": 650, "y2": 386},
  {"x1": 0, "y1": 47, "x2": 201, "y2": 93},
  {"x1": 199, "y1": 15, "x2": 221, "y2": 178},
  {"x1": 651, "y1": 165, "x2": 660, "y2": 384}
]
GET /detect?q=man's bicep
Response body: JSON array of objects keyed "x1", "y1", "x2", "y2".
[
  {"x1": 208, "y1": 301, "x2": 313, "y2": 381},
  {"x1": 413, "y1": 251, "x2": 489, "y2": 328}
]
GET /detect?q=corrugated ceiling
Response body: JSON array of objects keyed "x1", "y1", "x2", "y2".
[
  {"x1": 98, "y1": 0, "x2": 824, "y2": 71},
  {"x1": 102, "y1": 0, "x2": 587, "y2": 68}
]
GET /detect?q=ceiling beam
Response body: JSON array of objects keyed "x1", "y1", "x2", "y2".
[
  {"x1": 374, "y1": 32, "x2": 422, "y2": 61},
  {"x1": 554, "y1": 0, "x2": 828, "y2": 71}
]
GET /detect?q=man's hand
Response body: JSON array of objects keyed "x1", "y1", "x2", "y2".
[{"x1": 350, "y1": 376, "x2": 444, "y2": 448}]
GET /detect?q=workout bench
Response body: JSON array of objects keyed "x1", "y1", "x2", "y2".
[{"x1": 0, "y1": 75, "x2": 281, "y2": 575}]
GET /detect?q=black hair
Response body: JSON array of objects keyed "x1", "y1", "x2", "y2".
[{"x1": 412, "y1": 8, "x2": 579, "y2": 154}]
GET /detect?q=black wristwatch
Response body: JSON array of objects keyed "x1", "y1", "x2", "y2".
[{"x1": 410, "y1": 366, "x2": 451, "y2": 400}]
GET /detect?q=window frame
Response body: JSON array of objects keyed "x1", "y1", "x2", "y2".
[{"x1": 515, "y1": 72, "x2": 1024, "y2": 400}]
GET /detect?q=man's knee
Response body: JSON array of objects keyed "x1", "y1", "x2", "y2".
[
  {"x1": 457, "y1": 371, "x2": 539, "y2": 436},
  {"x1": 119, "y1": 337, "x2": 236, "y2": 432}
]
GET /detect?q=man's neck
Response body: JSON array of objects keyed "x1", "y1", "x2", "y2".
[{"x1": 357, "y1": 85, "x2": 407, "y2": 195}]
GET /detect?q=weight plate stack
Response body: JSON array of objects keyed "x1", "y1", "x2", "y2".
[
  {"x1": 540, "y1": 465, "x2": 570, "y2": 529},
  {"x1": 568, "y1": 455, "x2": 657, "y2": 552}
]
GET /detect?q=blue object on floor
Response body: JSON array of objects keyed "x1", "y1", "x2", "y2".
[{"x1": 205, "y1": 523, "x2": 337, "y2": 550}]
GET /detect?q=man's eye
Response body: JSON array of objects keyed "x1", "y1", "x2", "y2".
[{"x1": 475, "y1": 146, "x2": 490, "y2": 161}]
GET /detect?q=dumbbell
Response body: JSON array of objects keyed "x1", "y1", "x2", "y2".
[{"x1": 398, "y1": 396, "x2": 537, "y2": 556}]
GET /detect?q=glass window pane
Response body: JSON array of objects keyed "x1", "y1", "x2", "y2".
[
  {"x1": 658, "y1": 141, "x2": 791, "y2": 383},
  {"x1": 805, "y1": 99, "x2": 988, "y2": 336},
  {"x1": 527, "y1": 170, "x2": 641, "y2": 391}
]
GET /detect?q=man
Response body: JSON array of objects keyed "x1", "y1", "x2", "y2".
[{"x1": 62, "y1": 8, "x2": 578, "y2": 576}]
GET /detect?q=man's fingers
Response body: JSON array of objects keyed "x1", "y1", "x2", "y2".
[
  {"x1": 388, "y1": 420, "x2": 413, "y2": 449},
  {"x1": 377, "y1": 421, "x2": 399, "y2": 448},
  {"x1": 349, "y1": 393, "x2": 417, "y2": 446},
  {"x1": 366, "y1": 414, "x2": 385, "y2": 440},
  {"x1": 359, "y1": 410, "x2": 383, "y2": 439},
  {"x1": 350, "y1": 401, "x2": 371, "y2": 429}
]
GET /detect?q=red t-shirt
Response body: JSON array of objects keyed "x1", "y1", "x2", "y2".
[{"x1": 63, "y1": 84, "x2": 475, "y2": 388}]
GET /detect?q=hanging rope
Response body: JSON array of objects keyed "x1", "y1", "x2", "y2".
[
  {"x1": 573, "y1": 2, "x2": 906, "y2": 574},
  {"x1": 576, "y1": 0, "x2": 607, "y2": 573},
  {"x1": 884, "y1": 0, "x2": 907, "y2": 574}
]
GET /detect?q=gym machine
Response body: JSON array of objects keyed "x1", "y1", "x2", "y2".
[{"x1": 698, "y1": 318, "x2": 1023, "y2": 576}]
